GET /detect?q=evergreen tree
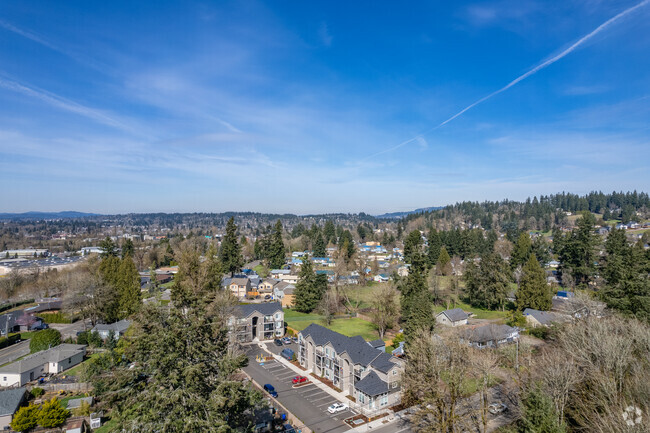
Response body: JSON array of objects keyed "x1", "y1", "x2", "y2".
[
  {"x1": 323, "y1": 220, "x2": 336, "y2": 245},
  {"x1": 92, "y1": 253, "x2": 258, "y2": 432},
  {"x1": 267, "y1": 220, "x2": 285, "y2": 269},
  {"x1": 121, "y1": 238, "x2": 134, "y2": 258},
  {"x1": 338, "y1": 230, "x2": 355, "y2": 263},
  {"x1": 10, "y1": 404, "x2": 39, "y2": 432},
  {"x1": 558, "y1": 212, "x2": 598, "y2": 288},
  {"x1": 517, "y1": 255, "x2": 552, "y2": 311},
  {"x1": 30, "y1": 329, "x2": 61, "y2": 353},
  {"x1": 219, "y1": 217, "x2": 243, "y2": 276},
  {"x1": 293, "y1": 256, "x2": 325, "y2": 313},
  {"x1": 532, "y1": 236, "x2": 551, "y2": 267},
  {"x1": 519, "y1": 386, "x2": 566, "y2": 433},
  {"x1": 37, "y1": 397, "x2": 70, "y2": 428},
  {"x1": 464, "y1": 254, "x2": 511, "y2": 310},
  {"x1": 511, "y1": 233, "x2": 533, "y2": 270},
  {"x1": 117, "y1": 257, "x2": 141, "y2": 318},
  {"x1": 312, "y1": 232, "x2": 326, "y2": 258},
  {"x1": 100, "y1": 236, "x2": 118, "y2": 258},
  {"x1": 436, "y1": 247, "x2": 452, "y2": 276},
  {"x1": 399, "y1": 252, "x2": 434, "y2": 343},
  {"x1": 403, "y1": 230, "x2": 423, "y2": 265}
]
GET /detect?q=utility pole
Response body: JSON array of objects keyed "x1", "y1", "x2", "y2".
[{"x1": 515, "y1": 339, "x2": 519, "y2": 372}]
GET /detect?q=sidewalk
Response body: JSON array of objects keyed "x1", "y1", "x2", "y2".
[{"x1": 257, "y1": 342, "x2": 410, "y2": 432}]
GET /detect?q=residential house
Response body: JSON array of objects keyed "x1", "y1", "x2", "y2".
[
  {"x1": 373, "y1": 274, "x2": 389, "y2": 283},
  {"x1": 91, "y1": 320, "x2": 131, "y2": 340},
  {"x1": 298, "y1": 324, "x2": 403, "y2": 414},
  {"x1": 230, "y1": 302, "x2": 284, "y2": 342},
  {"x1": 229, "y1": 277, "x2": 251, "y2": 299},
  {"x1": 0, "y1": 387, "x2": 27, "y2": 430},
  {"x1": 523, "y1": 309, "x2": 561, "y2": 328},
  {"x1": 0, "y1": 344, "x2": 86, "y2": 387},
  {"x1": 258, "y1": 278, "x2": 279, "y2": 296},
  {"x1": 273, "y1": 282, "x2": 296, "y2": 307},
  {"x1": 435, "y1": 308, "x2": 469, "y2": 327},
  {"x1": 461, "y1": 324, "x2": 519, "y2": 348},
  {"x1": 62, "y1": 417, "x2": 88, "y2": 433}
]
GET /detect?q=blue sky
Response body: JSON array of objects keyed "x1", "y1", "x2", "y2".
[{"x1": 1, "y1": 0, "x2": 649, "y2": 214}]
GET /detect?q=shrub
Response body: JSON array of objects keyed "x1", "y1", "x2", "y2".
[
  {"x1": 10, "y1": 404, "x2": 39, "y2": 432},
  {"x1": 39, "y1": 312, "x2": 71, "y2": 324},
  {"x1": 527, "y1": 326, "x2": 550, "y2": 340},
  {"x1": 30, "y1": 329, "x2": 61, "y2": 353},
  {"x1": 0, "y1": 333, "x2": 20, "y2": 349},
  {"x1": 76, "y1": 331, "x2": 89, "y2": 345},
  {"x1": 37, "y1": 397, "x2": 69, "y2": 428},
  {"x1": 30, "y1": 387, "x2": 45, "y2": 399}
]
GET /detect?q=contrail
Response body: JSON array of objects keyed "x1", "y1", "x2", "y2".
[
  {"x1": 364, "y1": 0, "x2": 650, "y2": 161},
  {"x1": 0, "y1": 75, "x2": 140, "y2": 135}
]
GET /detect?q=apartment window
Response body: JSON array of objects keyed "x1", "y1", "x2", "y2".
[
  {"x1": 2, "y1": 377, "x2": 5, "y2": 381},
  {"x1": 393, "y1": 369, "x2": 397, "y2": 376},
  {"x1": 381, "y1": 395, "x2": 388, "y2": 406},
  {"x1": 358, "y1": 393, "x2": 365, "y2": 404},
  {"x1": 392, "y1": 382, "x2": 398, "y2": 389}
]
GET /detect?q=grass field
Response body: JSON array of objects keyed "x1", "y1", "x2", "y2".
[
  {"x1": 65, "y1": 353, "x2": 101, "y2": 377},
  {"x1": 284, "y1": 309, "x2": 380, "y2": 341}
]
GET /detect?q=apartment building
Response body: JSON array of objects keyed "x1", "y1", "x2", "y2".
[{"x1": 230, "y1": 302, "x2": 284, "y2": 342}]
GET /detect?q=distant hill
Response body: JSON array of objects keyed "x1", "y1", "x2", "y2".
[
  {"x1": 0, "y1": 211, "x2": 101, "y2": 220},
  {"x1": 375, "y1": 206, "x2": 443, "y2": 219}
]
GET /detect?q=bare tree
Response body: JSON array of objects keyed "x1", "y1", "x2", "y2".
[
  {"x1": 370, "y1": 284, "x2": 399, "y2": 339},
  {"x1": 470, "y1": 349, "x2": 499, "y2": 433},
  {"x1": 317, "y1": 288, "x2": 340, "y2": 325},
  {"x1": 403, "y1": 330, "x2": 473, "y2": 432}
]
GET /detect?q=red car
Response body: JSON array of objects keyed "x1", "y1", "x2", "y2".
[{"x1": 291, "y1": 375, "x2": 307, "y2": 384}]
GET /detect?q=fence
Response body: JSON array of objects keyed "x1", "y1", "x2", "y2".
[{"x1": 32, "y1": 382, "x2": 93, "y2": 392}]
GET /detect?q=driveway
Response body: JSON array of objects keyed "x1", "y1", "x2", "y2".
[
  {"x1": 244, "y1": 345, "x2": 353, "y2": 433},
  {"x1": 48, "y1": 319, "x2": 92, "y2": 340}
]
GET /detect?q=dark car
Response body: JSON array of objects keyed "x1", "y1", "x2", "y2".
[
  {"x1": 280, "y1": 348, "x2": 294, "y2": 361},
  {"x1": 283, "y1": 424, "x2": 296, "y2": 433},
  {"x1": 263, "y1": 384, "x2": 278, "y2": 398},
  {"x1": 274, "y1": 339, "x2": 283, "y2": 347},
  {"x1": 264, "y1": 295, "x2": 272, "y2": 299}
]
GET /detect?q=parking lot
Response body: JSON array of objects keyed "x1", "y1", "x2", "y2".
[{"x1": 244, "y1": 344, "x2": 354, "y2": 433}]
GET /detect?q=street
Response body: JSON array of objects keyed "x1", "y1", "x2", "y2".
[{"x1": 0, "y1": 340, "x2": 30, "y2": 366}]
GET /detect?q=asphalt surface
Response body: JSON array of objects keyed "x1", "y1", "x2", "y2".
[
  {"x1": 0, "y1": 340, "x2": 30, "y2": 366},
  {"x1": 48, "y1": 319, "x2": 92, "y2": 340},
  {"x1": 243, "y1": 344, "x2": 353, "y2": 433}
]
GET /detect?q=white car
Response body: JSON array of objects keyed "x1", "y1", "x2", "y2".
[
  {"x1": 327, "y1": 403, "x2": 349, "y2": 414},
  {"x1": 488, "y1": 403, "x2": 507, "y2": 415}
]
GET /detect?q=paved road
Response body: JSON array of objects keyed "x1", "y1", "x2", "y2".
[
  {"x1": 48, "y1": 319, "x2": 92, "y2": 340},
  {"x1": 370, "y1": 417, "x2": 414, "y2": 433},
  {"x1": 0, "y1": 340, "x2": 31, "y2": 365},
  {"x1": 243, "y1": 345, "x2": 352, "y2": 433}
]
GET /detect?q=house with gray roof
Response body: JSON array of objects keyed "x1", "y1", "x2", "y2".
[
  {"x1": 230, "y1": 302, "x2": 284, "y2": 342},
  {"x1": 523, "y1": 308, "x2": 561, "y2": 328},
  {"x1": 461, "y1": 324, "x2": 519, "y2": 349},
  {"x1": 298, "y1": 324, "x2": 403, "y2": 414},
  {"x1": 435, "y1": 308, "x2": 469, "y2": 327},
  {"x1": 92, "y1": 320, "x2": 131, "y2": 340},
  {"x1": 0, "y1": 344, "x2": 86, "y2": 387},
  {"x1": 0, "y1": 387, "x2": 27, "y2": 430}
]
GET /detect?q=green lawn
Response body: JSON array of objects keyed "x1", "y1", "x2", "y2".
[
  {"x1": 284, "y1": 310, "x2": 380, "y2": 341},
  {"x1": 94, "y1": 418, "x2": 116, "y2": 432},
  {"x1": 64, "y1": 353, "x2": 101, "y2": 377},
  {"x1": 253, "y1": 264, "x2": 269, "y2": 277}
]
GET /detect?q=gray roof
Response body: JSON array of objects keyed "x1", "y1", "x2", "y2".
[
  {"x1": 237, "y1": 302, "x2": 283, "y2": 318},
  {"x1": 66, "y1": 396, "x2": 94, "y2": 409},
  {"x1": 0, "y1": 344, "x2": 86, "y2": 374},
  {"x1": 0, "y1": 388, "x2": 26, "y2": 416},
  {"x1": 93, "y1": 319, "x2": 131, "y2": 334},
  {"x1": 300, "y1": 324, "x2": 397, "y2": 369},
  {"x1": 354, "y1": 371, "x2": 389, "y2": 397},
  {"x1": 523, "y1": 308, "x2": 557, "y2": 326},
  {"x1": 368, "y1": 339, "x2": 385, "y2": 349},
  {"x1": 438, "y1": 308, "x2": 469, "y2": 322},
  {"x1": 463, "y1": 324, "x2": 517, "y2": 344},
  {"x1": 370, "y1": 352, "x2": 396, "y2": 374}
]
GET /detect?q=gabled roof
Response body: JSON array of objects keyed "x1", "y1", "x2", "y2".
[
  {"x1": 300, "y1": 324, "x2": 397, "y2": 369},
  {"x1": 93, "y1": 319, "x2": 131, "y2": 334},
  {"x1": 230, "y1": 277, "x2": 250, "y2": 286},
  {"x1": 463, "y1": 324, "x2": 517, "y2": 344},
  {"x1": 370, "y1": 352, "x2": 396, "y2": 374},
  {"x1": 0, "y1": 344, "x2": 86, "y2": 374},
  {"x1": 237, "y1": 302, "x2": 283, "y2": 318},
  {"x1": 438, "y1": 308, "x2": 469, "y2": 322},
  {"x1": 368, "y1": 339, "x2": 385, "y2": 349},
  {"x1": 354, "y1": 371, "x2": 389, "y2": 396},
  {"x1": 523, "y1": 308, "x2": 557, "y2": 326},
  {"x1": 0, "y1": 387, "x2": 26, "y2": 416}
]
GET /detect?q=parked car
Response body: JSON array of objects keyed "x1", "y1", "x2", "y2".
[
  {"x1": 280, "y1": 348, "x2": 294, "y2": 361},
  {"x1": 488, "y1": 402, "x2": 507, "y2": 415},
  {"x1": 264, "y1": 295, "x2": 272, "y2": 299},
  {"x1": 291, "y1": 337, "x2": 298, "y2": 343},
  {"x1": 283, "y1": 424, "x2": 296, "y2": 433},
  {"x1": 282, "y1": 337, "x2": 292, "y2": 345},
  {"x1": 274, "y1": 339, "x2": 283, "y2": 347},
  {"x1": 291, "y1": 375, "x2": 307, "y2": 384},
  {"x1": 263, "y1": 384, "x2": 278, "y2": 398},
  {"x1": 327, "y1": 403, "x2": 348, "y2": 414}
]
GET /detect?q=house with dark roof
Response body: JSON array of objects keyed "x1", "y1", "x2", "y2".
[
  {"x1": 298, "y1": 324, "x2": 403, "y2": 414},
  {"x1": 0, "y1": 387, "x2": 27, "y2": 430},
  {"x1": 461, "y1": 324, "x2": 519, "y2": 349},
  {"x1": 523, "y1": 308, "x2": 561, "y2": 328},
  {"x1": 230, "y1": 302, "x2": 284, "y2": 342},
  {"x1": 435, "y1": 308, "x2": 469, "y2": 327}
]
